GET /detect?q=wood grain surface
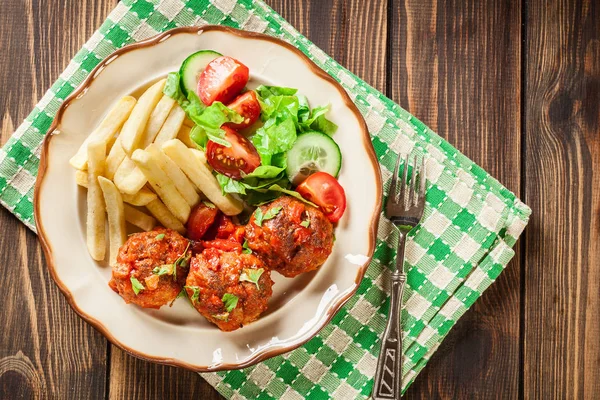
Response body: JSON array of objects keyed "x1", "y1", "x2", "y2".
[
  {"x1": 524, "y1": 0, "x2": 600, "y2": 398},
  {"x1": 0, "y1": 0, "x2": 598, "y2": 399}
]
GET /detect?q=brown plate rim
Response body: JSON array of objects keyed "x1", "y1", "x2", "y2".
[{"x1": 33, "y1": 25, "x2": 383, "y2": 372}]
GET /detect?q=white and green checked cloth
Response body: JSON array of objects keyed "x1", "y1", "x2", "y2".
[{"x1": 0, "y1": 0, "x2": 531, "y2": 398}]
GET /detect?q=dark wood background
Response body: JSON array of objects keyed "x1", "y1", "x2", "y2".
[{"x1": 1, "y1": 0, "x2": 598, "y2": 398}]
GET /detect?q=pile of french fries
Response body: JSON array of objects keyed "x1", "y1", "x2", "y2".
[{"x1": 70, "y1": 79, "x2": 243, "y2": 265}]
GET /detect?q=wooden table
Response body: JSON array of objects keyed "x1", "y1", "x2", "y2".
[{"x1": 1, "y1": 0, "x2": 598, "y2": 398}]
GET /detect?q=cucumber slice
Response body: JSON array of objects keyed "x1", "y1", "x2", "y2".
[
  {"x1": 179, "y1": 50, "x2": 222, "y2": 96},
  {"x1": 286, "y1": 131, "x2": 342, "y2": 185}
]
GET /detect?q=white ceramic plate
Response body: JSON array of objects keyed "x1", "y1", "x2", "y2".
[{"x1": 35, "y1": 26, "x2": 382, "y2": 371}]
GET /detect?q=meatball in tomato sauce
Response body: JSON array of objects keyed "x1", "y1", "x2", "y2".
[
  {"x1": 185, "y1": 247, "x2": 273, "y2": 331},
  {"x1": 245, "y1": 196, "x2": 334, "y2": 278},
  {"x1": 109, "y1": 228, "x2": 190, "y2": 309}
]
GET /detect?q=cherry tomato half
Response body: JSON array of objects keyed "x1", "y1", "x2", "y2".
[
  {"x1": 206, "y1": 126, "x2": 260, "y2": 179},
  {"x1": 224, "y1": 91, "x2": 261, "y2": 130},
  {"x1": 186, "y1": 202, "x2": 219, "y2": 241},
  {"x1": 296, "y1": 172, "x2": 346, "y2": 223},
  {"x1": 198, "y1": 56, "x2": 249, "y2": 105}
]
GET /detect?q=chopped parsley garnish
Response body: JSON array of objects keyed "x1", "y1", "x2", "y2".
[
  {"x1": 254, "y1": 206, "x2": 282, "y2": 226},
  {"x1": 239, "y1": 268, "x2": 264, "y2": 289},
  {"x1": 155, "y1": 233, "x2": 165, "y2": 240},
  {"x1": 151, "y1": 242, "x2": 190, "y2": 280},
  {"x1": 185, "y1": 285, "x2": 200, "y2": 305},
  {"x1": 130, "y1": 276, "x2": 145, "y2": 295},
  {"x1": 300, "y1": 219, "x2": 310, "y2": 228},
  {"x1": 176, "y1": 242, "x2": 192, "y2": 268},
  {"x1": 222, "y1": 293, "x2": 239, "y2": 312},
  {"x1": 242, "y1": 239, "x2": 252, "y2": 254},
  {"x1": 172, "y1": 242, "x2": 192, "y2": 280},
  {"x1": 152, "y1": 264, "x2": 173, "y2": 276},
  {"x1": 203, "y1": 201, "x2": 216, "y2": 209},
  {"x1": 264, "y1": 206, "x2": 283, "y2": 221},
  {"x1": 253, "y1": 208, "x2": 264, "y2": 226}
]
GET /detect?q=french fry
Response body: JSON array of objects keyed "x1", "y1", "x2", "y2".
[
  {"x1": 154, "y1": 104, "x2": 185, "y2": 145},
  {"x1": 76, "y1": 173, "x2": 157, "y2": 207},
  {"x1": 113, "y1": 157, "x2": 146, "y2": 195},
  {"x1": 121, "y1": 187, "x2": 157, "y2": 206},
  {"x1": 177, "y1": 125, "x2": 195, "y2": 148},
  {"x1": 86, "y1": 140, "x2": 107, "y2": 261},
  {"x1": 114, "y1": 103, "x2": 185, "y2": 193},
  {"x1": 107, "y1": 135, "x2": 118, "y2": 153},
  {"x1": 162, "y1": 139, "x2": 243, "y2": 216},
  {"x1": 106, "y1": 139, "x2": 127, "y2": 180},
  {"x1": 146, "y1": 144, "x2": 200, "y2": 207},
  {"x1": 131, "y1": 149, "x2": 191, "y2": 223},
  {"x1": 120, "y1": 79, "x2": 166, "y2": 155},
  {"x1": 124, "y1": 204, "x2": 156, "y2": 231},
  {"x1": 146, "y1": 198, "x2": 185, "y2": 234},
  {"x1": 70, "y1": 96, "x2": 136, "y2": 170},
  {"x1": 140, "y1": 95, "x2": 176, "y2": 147},
  {"x1": 98, "y1": 177, "x2": 126, "y2": 266},
  {"x1": 75, "y1": 169, "x2": 88, "y2": 187}
]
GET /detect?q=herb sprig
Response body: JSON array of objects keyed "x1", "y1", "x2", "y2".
[
  {"x1": 239, "y1": 268, "x2": 264, "y2": 289},
  {"x1": 254, "y1": 206, "x2": 282, "y2": 226},
  {"x1": 130, "y1": 276, "x2": 145, "y2": 295},
  {"x1": 152, "y1": 242, "x2": 191, "y2": 280}
]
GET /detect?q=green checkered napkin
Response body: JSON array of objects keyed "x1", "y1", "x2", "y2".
[{"x1": 0, "y1": 0, "x2": 530, "y2": 398}]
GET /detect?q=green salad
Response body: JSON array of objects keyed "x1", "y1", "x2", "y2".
[{"x1": 164, "y1": 50, "x2": 346, "y2": 222}]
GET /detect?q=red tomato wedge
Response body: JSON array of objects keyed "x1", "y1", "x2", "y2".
[
  {"x1": 224, "y1": 91, "x2": 261, "y2": 129},
  {"x1": 186, "y1": 202, "x2": 219, "y2": 241},
  {"x1": 206, "y1": 126, "x2": 260, "y2": 179},
  {"x1": 197, "y1": 56, "x2": 249, "y2": 105},
  {"x1": 297, "y1": 172, "x2": 347, "y2": 223}
]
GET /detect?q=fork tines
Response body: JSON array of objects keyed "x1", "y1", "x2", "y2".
[{"x1": 386, "y1": 153, "x2": 426, "y2": 217}]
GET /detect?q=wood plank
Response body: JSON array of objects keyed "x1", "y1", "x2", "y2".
[
  {"x1": 390, "y1": 1, "x2": 523, "y2": 398},
  {"x1": 0, "y1": 213, "x2": 108, "y2": 399},
  {"x1": 267, "y1": 0, "x2": 388, "y2": 93},
  {"x1": 108, "y1": 348, "x2": 214, "y2": 399},
  {"x1": 0, "y1": 1, "x2": 113, "y2": 398},
  {"x1": 524, "y1": 0, "x2": 600, "y2": 398}
]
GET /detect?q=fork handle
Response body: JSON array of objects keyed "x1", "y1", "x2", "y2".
[{"x1": 373, "y1": 272, "x2": 406, "y2": 399}]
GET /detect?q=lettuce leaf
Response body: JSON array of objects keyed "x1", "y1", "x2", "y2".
[
  {"x1": 256, "y1": 85, "x2": 298, "y2": 98},
  {"x1": 163, "y1": 72, "x2": 243, "y2": 148},
  {"x1": 255, "y1": 184, "x2": 318, "y2": 207},
  {"x1": 298, "y1": 104, "x2": 338, "y2": 135},
  {"x1": 242, "y1": 165, "x2": 285, "y2": 179},
  {"x1": 215, "y1": 171, "x2": 316, "y2": 207},
  {"x1": 308, "y1": 111, "x2": 338, "y2": 135},
  {"x1": 216, "y1": 173, "x2": 247, "y2": 195},
  {"x1": 164, "y1": 72, "x2": 188, "y2": 104},
  {"x1": 251, "y1": 118, "x2": 297, "y2": 165}
]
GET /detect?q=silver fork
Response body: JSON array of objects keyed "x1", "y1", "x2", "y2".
[{"x1": 372, "y1": 154, "x2": 426, "y2": 400}]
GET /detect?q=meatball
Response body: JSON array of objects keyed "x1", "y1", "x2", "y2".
[
  {"x1": 245, "y1": 196, "x2": 334, "y2": 277},
  {"x1": 185, "y1": 247, "x2": 273, "y2": 331},
  {"x1": 109, "y1": 228, "x2": 191, "y2": 309}
]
